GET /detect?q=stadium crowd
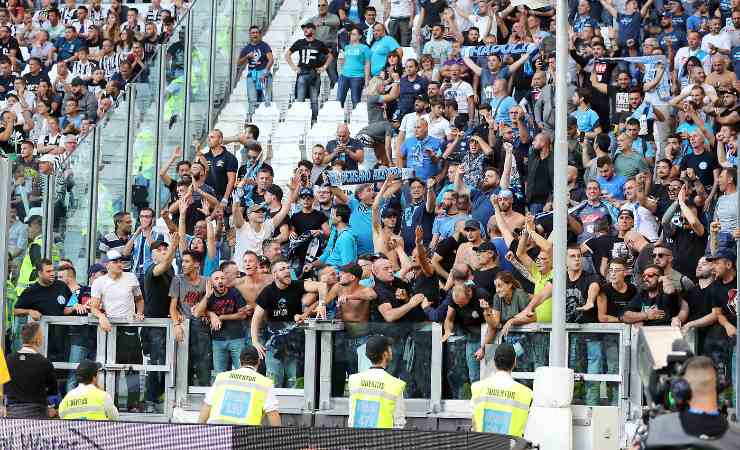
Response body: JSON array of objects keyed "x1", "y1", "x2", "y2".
[{"x1": 4, "y1": 0, "x2": 740, "y2": 417}]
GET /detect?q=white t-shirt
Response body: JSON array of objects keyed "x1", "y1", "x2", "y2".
[
  {"x1": 469, "y1": 14, "x2": 492, "y2": 37},
  {"x1": 623, "y1": 203, "x2": 659, "y2": 241},
  {"x1": 204, "y1": 367, "x2": 279, "y2": 419},
  {"x1": 701, "y1": 32, "x2": 732, "y2": 53},
  {"x1": 400, "y1": 112, "x2": 429, "y2": 138},
  {"x1": 445, "y1": 80, "x2": 474, "y2": 113},
  {"x1": 91, "y1": 272, "x2": 141, "y2": 321},
  {"x1": 232, "y1": 219, "x2": 276, "y2": 271},
  {"x1": 389, "y1": 0, "x2": 413, "y2": 18},
  {"x1": 427, "y1": 115, "x2": 450, "y2": 140}
]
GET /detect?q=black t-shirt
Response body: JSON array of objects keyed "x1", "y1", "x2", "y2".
[
  {"x1": 411, "y1": 272, "x2": 440, "y2": 306},
  {"x1": 256, "y1": 280, "x2": 307, "y2": 324},
  {"x1": 206, "y1": 287, "x2": 247, "y2": 340},
  {"x1": 587, "y1": 235, "x2": 635, "y2": 274},
  {"x1": 627, "y1": 291, "x2": 680, "y2": 326},
  {"x1": 376, "y1": 278, "x2": 426, "y2": 324},
  {"x1": 710, "y1": 277, "x2": 737, "y2": 327},
  {"x1": 0, "y1": 72, "x2": 15, "y2": 100},
  {"x1": 607, "y1": 85, "x2": 630, "y2": 125},
  {"x1": 602, "y1": 283, "x2": 636, "y2": 319},
  {"x1": 289, "y1": 209, "x2": 327, "y2": 235},
  {"x1": 22, "y1": 72, "x2": 51, "y2": 92},
  {"x1": 326, "y1": 138, "x2": 363, "y2": 171},
  {"x1": 15, "y1": 280, "x2": 71, "y2": 316},
  {"x1": 686, "y1": 285, "x2": 713, "y2": 322},
  {"x1": 680, "y1": 151, "x2": 719, "y2": 193},
  {"x1": 473, "y1": 267, "x2": 499, "y2": 297},
  {"x1": 0, "y1": 124, "x2": 28, "y2": 154},
  {"x1": 530, "y1": 154, "x2": 552, "y2": 203},
  {"x1": 143, "y1": 265, "x2": 174, "y2": 318},
  {"x1": 288, "y1": 38, "x2": 329, "y2": 70},
  {"x1": 434, "y1": 236, "x2": 461, "y2": 281},
  {"x1": 566, "y1": 272, "x2": 600, "y2": 323},
  {"x1": 5, "y1": 352, "x2": 57, "y2": 405},
  {"x1": 450, "y1": 298, "x2": 486, "y2": 334},
  {"x1": 0, "y1": 37, "x2": 22, "y2": 63},
  {"x1": 670, "y1": 227, "x2": 707, "y2": 281},
  {"x1": 203, "y1": 148, "x2": 238, "y2": 200}
]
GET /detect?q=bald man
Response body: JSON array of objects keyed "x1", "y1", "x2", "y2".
[
  {"x1": 398, "y1": 118, "x2": 443, "y2": 182},
  {"x1": 325, "y1": 123, "x2": 365, "y2": 171}
]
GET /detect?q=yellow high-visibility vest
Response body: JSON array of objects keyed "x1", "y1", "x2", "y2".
[
  {"x1": 59, "y1": 385, "x2": 109, "y2": 420},
  {"x1": 471, "y1": 373, "x2": 533, "y2": 437},
  {"x1": 348, "y1": 368, "x2": 405, "y2": 429},
  {"x1": 207, "y1": 367, "x2": 274, "y2": 425},
  {"x1": 16, "y1": 235, "x2": 43, "y2": 295}
]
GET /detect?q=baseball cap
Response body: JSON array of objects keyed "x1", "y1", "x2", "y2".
[
  {"x1": 340, "y1": 262, "x2": 363, "y2": 279},
  {"x1": 381, "y1": 207, "x2": 399, "y2": 218},
  {"x1": 71, "y1": 77, "x2": 85, "y2": 86},
  {"x1": 25, "y1": 207, "x2": 43, "y2": 224},
  {"x1": 473, "y1": 241, "x2": 497, "y2": 253},
  {"x1": 150, "y1": 239, "x2": 169, "y2": 251},
  {"x1": 706, "y1": 247, "x2": 737, "y2": 262},
  {"x1": 464, "y1": 219, "x2": 481, "y2": 231},
  {"x1": 497, "y1": 189, "x2": 514, "y2": 199},
  {"x1": 415, "y1": 93, "x2": 429, "y2": 103},
  {"x1": 301, "y1": 21, "x2": 316, "y2": 29},
  {"x1": 299, "y1": 187, "x2": 314, "y2": 198},
  {"x1": 618, "y1": 208, "x2": 635, "y2": 218},
  {"x1": 76, "y1": 359, "x2": 102, "y2": 380},
  {"x1": 391, "y1": 109, "x2": 402, "y2": 122},
  {"x1": 38, "y1": 154, "x2": 58, "y2": 164},
  {"x1": 87, "y1": 263, "x2": 107, "y2": 278},
  {"x1": 106, "y1": 249, "x2": 124, "y2": 261},
  {"x1": 365, "y1": 335, "x2": 393, "y2": 361},
  {"x1": 247, "y1": 203, "x2": 267, "y2": 214}
]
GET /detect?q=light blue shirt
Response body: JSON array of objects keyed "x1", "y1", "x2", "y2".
[
  {"x1": 348, "y1": 197, "x2": 374, "y2": 255},
  {"x1": 341, "y1": 43, "x2": 371, "y2": 78},
  {"x1": 400, "y1": 135, "x2": 443, "y2": 181},
  {"x1": 370, "y1": 35, "x2": 400, "y2": 75},
  {"x1": 570, "y1": 108, "x2": 600, "y2": 132},
  {"x1": 489, "y1": 95, "x2": 517, "y2": 125}
]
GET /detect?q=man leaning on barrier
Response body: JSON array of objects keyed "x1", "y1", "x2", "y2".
[
  {"x1": 199, "y1": 345, "x2": 281, "y2": 426},
  {"x1": 59, "y1": 360, "x2": 119, "y2": 421},
  {"x1": 470, "y1": 342, "x2": 533, "y2": 438}
]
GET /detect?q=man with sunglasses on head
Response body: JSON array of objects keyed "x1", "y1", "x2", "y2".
[{"x1": 622, "y1": 264, "x2": 685, "y2": 327}]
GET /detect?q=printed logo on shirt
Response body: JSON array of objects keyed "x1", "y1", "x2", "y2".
[
  {"x1": 727, "y1": 288, "x2": 737, "y2": 315},
  {"x1": 57, "y1": 295, "x2": 67, "y2": 305}
]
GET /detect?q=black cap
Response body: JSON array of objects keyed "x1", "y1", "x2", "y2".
[
  {"x1": 150, "y1": 239, "x2": 169, "y2": 251},
  {"x1": 415, "y1": 93, "x2": 429, "y2": 103},
  {"x1": 71, "y1": 77, "x2": 85, "y2": 86},
  {"x1": 494, "y1": 343, "x2": 516, "y2": 370},
  {"x1": 618, "y1": 208, "x2": 635, "y2": 219},
  {"x1": 381, "y1": 207, "x2": 399, "y2": 218},
  {"x1": 340, "y1": 262, "x2": 363, "y2": 279},
  {"x1": 87, "y1": 263, "x2": 107, "y2": 278},
  {"x1": 365, "y1": 335, "x2": 393, "y2": 361},
  {"x1": 76, "y1": 359, "x2": 102, "y2": 381},
  {"x1": 464, "y1": 219, "x2": 481, "y2": 231},
  {"x1": 473, "y1": 241, "x2": 496, "y2": 253},
  {"x1": 706, "y1": 247, "x2": 737, "y2": 262},
  {"x1": 299, "y1": 187, "x2": 314, "y2": 198}
]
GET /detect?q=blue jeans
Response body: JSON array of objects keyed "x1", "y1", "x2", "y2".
[
  {"x1": 295, "y1": 70, "x2": 320, "y2": 121},
  {"x1": 212, "y1": 338, "x2": 244, "y2": 374},
  {"x1": 503, "y1": 332, "x2": 549, "y2": 372},
  {"x1": 246, "y1": 70, "x2": 272, "y2": 115},
  {"x1": 337, "y1": 75, "x2": 365, "y2": 108},
  {"x1": 528, "y1": 202, "x2": 545, "y2": 216},
  {"x1": 445, "y1": 332, "x2": 481, "y2": 399},
  {"x1": 569, "y1": 333, "x2": 619, "y2": 405},
  {"x1": 144, "y1": 328, "x2": 166, "y2": 404},
  {"x1": 67, "y1": 332, "x2": 96, "y2": 393},
  {"x1": 266, "y1": 347, "x2": 299, "y2": 388}
]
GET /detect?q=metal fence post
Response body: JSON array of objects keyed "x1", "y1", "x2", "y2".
[
  {"x1": 0, "y1": 157, "x2": 11, "y2": 355},
  {"x1": 206, "y1": 0, "x2": 218, "y2": 129}
]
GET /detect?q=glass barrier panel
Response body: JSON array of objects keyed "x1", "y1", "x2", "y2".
[
  {"x1": 253, "y1": 320, "x2": 306, "y2": 389},
  {"x1": 332, "y1": 322, "x2": 433, "y2": 399},
  {"x1": 503, "y1": 330, "x2": 550, "y2": 391},
  {"x1": 47, "y1": 323, "x2": 99, "y2": 393},
  {"x1": 129, "y1": 50, "x2": 162, "y2": 216},
  {"x1": 233, "y1": 0, "x2": 253, "y2": 77},
  {"x1": 443, "y1": 325, "x2": 484, "y2": 400},
  {"x1": 212, "y1": 0, "x2": 233, "y2": 111},
  {"x1": 567, "y1": 332, "x2": 620, "y2": 406},
  {"x1": 158, "y1": 20, "x2": 189, "y2": 209},
  {"x1": 187, "y1": 316, "x2": 213, "y2": 388},
  {"x1": 112, "y1": 371, "x2": 163, "y2": 414},
  {"x1": 186, "y1": 0, "x2": 213, "y2": 152},
  {"x1": 52, "y1": 135, "x2": 94, "y2": 282},
  {"x1": 114, "y1": 325, "x2": 169, "y2": 367},
  {"x1": 95, "y1": 94, "x2": 130, "y2": 257},
  {"x1": 252, "y1": 0, "x2": 268, "y2": 31}
]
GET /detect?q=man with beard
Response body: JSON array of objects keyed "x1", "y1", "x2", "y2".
[
  {"x1": 372, "y1": 176, "x2": 404, "y2": 270},
  {"x1": 623, "y1": 265, "x2": 685, "y2": 327},
  {"x1": 704, "y1": 249, "x2": 738, "y2": 397},
  {"x1": 252, "y1": 258, "x2": 327, "y2": 387},
  {"x1": 681, "y1": 257, "x2": 717, "y2": 354},
  {"x1": 453, "y1": 219, "x2": 485, "y2": 270},
  {"x1": 288, "y1": 188, "x2": 329, "y2": 268},
  {"x1": 319, "y1": 262, "x2": 377, "y2": 395},
  {"x1": 169, "y1": 250, "x2": 211, "y2": 386},
  {"x1": 233, "y1": 251, "x2": 273, "y2": 346},
  {"x1": 572, "y1": 180, "x2": 619, "y2": 243},
  {"x1": 378, "y1": 176, "x2": 435, "y2": 254},
  {"x1": 396, "y1": 94, "x2": 430, "y2": 160}
]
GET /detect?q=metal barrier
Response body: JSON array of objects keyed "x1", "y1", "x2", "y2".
[{"x1": 39, "y1": 316, "x2": 175, "y2": 421}]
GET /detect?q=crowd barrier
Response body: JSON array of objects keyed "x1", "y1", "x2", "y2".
[{"x1": 34, "y1": 315, "x2": 697, "y2": 446}]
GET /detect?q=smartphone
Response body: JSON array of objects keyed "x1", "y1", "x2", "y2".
[{"x1": 578, "y1": 131, "x2": 585, "y2": 143}]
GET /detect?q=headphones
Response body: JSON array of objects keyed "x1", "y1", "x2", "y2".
[{"x1": 665, "y1": 356, "x2": 727, "y2": 411}]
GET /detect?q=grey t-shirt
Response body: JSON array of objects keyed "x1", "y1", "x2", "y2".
[
  {"x1": 168, "y1": 274, "x2": 207, "y2": 319},
  {"x1": 492, "y1": 288, "x2": 531, "y2": 323},
  {"x1": 714, "y1": 191, "x2": 738, "y2": 233}
]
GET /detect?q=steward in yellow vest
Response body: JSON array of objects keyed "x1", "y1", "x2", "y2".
[
  {"x1": 471, "y1": 343, "x2": 532, "y2": 437},
  {"x1": 348, "y1": 335, "x2": 406, "y2": 429},
  {"x1": 60, "y1": 360, "x2": 119, "y2": 420},
  {"x1": 16, "y1": 215, "x2": 44, "y2": 295},
  {"x1": 199, "y1": 345, "x2": 281, "y2": 426}
]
